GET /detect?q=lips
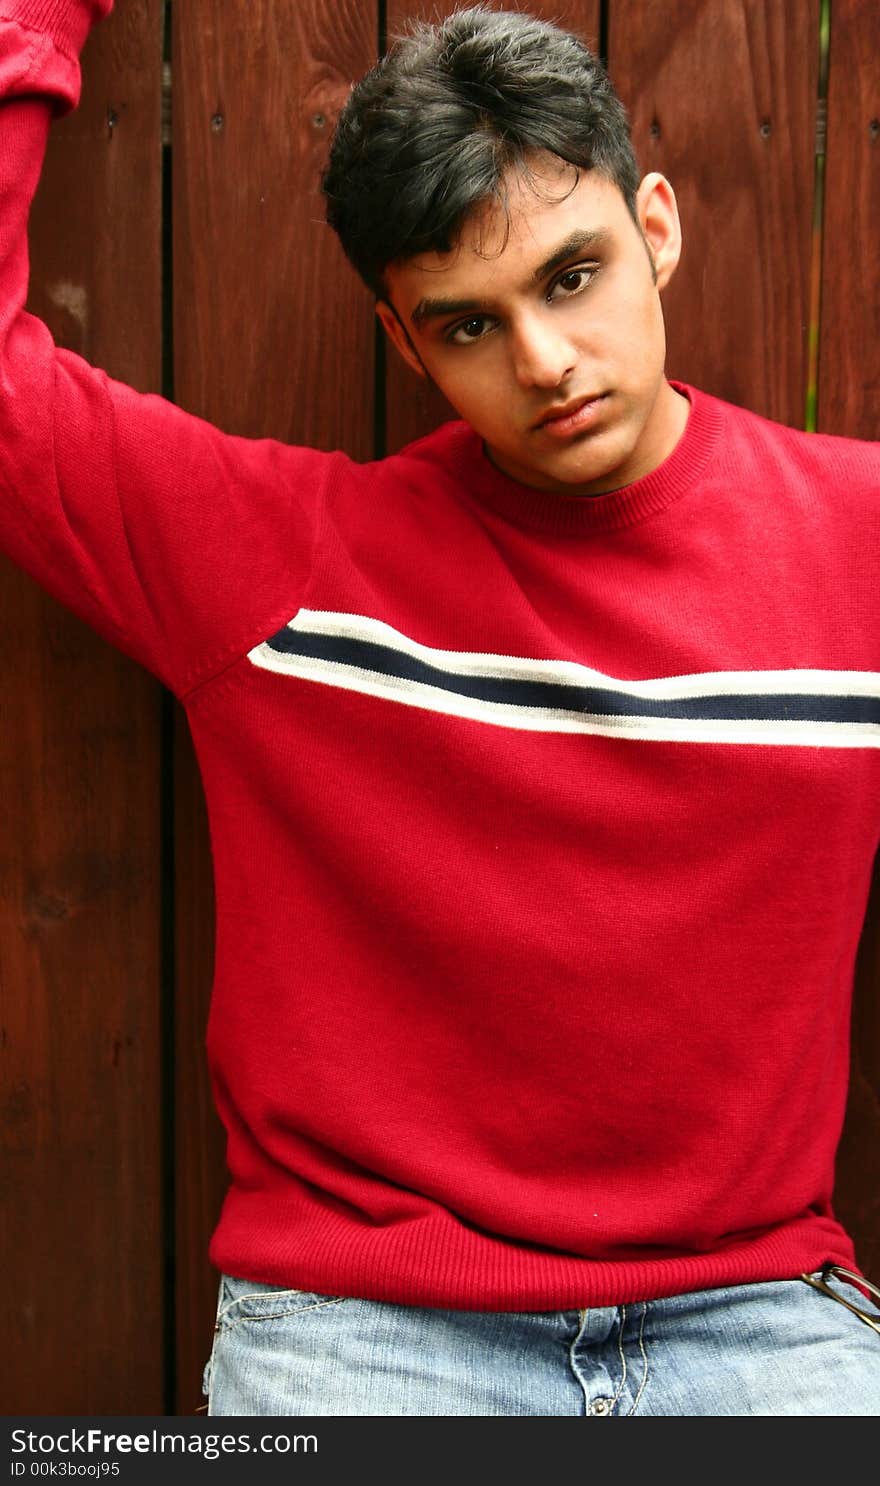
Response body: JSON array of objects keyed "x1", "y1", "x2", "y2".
[{"x1": 535, "y1": 393, "x2": 607, "y2": 435}]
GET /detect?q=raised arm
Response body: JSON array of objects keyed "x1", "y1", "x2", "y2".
[{"x1": 0, "y1": 0, "x2": 337, "y2": 697}]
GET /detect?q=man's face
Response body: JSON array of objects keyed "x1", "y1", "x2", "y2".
[{"x1": 377, "y1": 154, "x2": 687, "y2": 497}]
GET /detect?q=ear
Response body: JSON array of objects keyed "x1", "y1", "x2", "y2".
[
  {"x1": 635, "y1": 173, "x2": 682, "y2": 292},
  {"x1": 375, "y1": 299, "x2": 428, "y2": 380}
]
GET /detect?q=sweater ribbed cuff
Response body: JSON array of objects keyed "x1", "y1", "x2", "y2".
[{"x1": 0, "y1": 0, "x2": 111, "y2": 62}]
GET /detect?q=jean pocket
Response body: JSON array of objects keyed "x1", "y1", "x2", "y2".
[{"x1": 215, "y1": 1272, "x2": 350, "y2": 1332}]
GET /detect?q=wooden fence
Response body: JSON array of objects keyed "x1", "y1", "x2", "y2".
[{"x1": 1, "y1": 0, "x2": 877, "y2": 1415}]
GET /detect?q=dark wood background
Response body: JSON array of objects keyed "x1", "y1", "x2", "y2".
[{"x1": 1, "y1": 0, "x2": 877, "y2": 1415}]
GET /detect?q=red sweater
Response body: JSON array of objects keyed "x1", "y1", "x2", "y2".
[{"x1": 2, "y1": 1, "x2": 879, "y2": 1310}]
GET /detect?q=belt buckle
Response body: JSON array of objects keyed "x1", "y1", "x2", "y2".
[{"x1": 799, "y1": 1264, "x2": 880, "y2": 1336}]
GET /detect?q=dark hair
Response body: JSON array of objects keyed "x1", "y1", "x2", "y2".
[{"x1": 322, "y1": 5, "x2": 640, "y2": 297}]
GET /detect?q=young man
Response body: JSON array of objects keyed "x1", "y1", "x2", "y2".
[{"x1": 2, "y1": 1, "x2": 879, "y2": 1416}]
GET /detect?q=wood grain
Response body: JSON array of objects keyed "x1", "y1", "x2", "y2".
[
  {"x1": 818, "y1": 0, "x2": 880, "y2": 437},
  {"x1": 172, "y1": 710, "x2": 226, "y2": 1416},
  {"x1": 610, "y1": 0, "x2": 819, "y2": 426},
  {"x1": 172, "y1": 0, "x2": 376, "y2": 449},
  {"x1": 0, "y1": 0, "x2": 165, "y2": 1414},
  {"x1": 171, "y1": 0, "x2": 378, "y2": 1414}
]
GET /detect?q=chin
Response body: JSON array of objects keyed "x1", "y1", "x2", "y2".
[
  {"x1": 546, "y1": 450, "x2": 623, "y2": 491},
  {"x1": 566, "y1": 429, "x2": 635, "y2": 483}
]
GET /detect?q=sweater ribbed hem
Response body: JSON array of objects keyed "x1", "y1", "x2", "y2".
[{"x1": 209, "y1": 1201, "x2": 858, "y2": 1312}]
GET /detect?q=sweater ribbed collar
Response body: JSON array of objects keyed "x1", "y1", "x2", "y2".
[{"x1": 447, "y1": 380, "x2": 723, "y2": 537}]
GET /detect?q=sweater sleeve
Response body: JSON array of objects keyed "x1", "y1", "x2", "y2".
[{"x1": 0, "y1": 0, "x2": 331, "y2": 699}]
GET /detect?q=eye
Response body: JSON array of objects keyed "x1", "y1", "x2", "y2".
[
  {"x1": 446, "y1": 315, "x2": 495, "y2": 346},
  {"x1": 547, "y1": 264, "x2": 598, "y2": 301}
]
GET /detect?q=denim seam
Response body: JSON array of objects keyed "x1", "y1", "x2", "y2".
[
  {"x1": 609, "y1": 1305, "x2": 628, "y2": 1410},
  {"x1": 625, "y1": 1303, "x2": 650, "y2": 1416},
  {"x1": 217, "y1": 1296, "x2": 349, "y2": 1332},
  {"x1": 201, "y1": 1279, "x2": 228, "y2": 1403},
  {"x1": 568, "y1": 1308, "x2": 592, "y2": 1414}
]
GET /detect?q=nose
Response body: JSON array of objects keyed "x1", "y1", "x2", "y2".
[{"x1": 509, "y1": 311, "x2": 577, "y2": 389}]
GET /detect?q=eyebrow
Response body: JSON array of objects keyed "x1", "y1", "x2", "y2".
[{"x1": 410, "y1": 228, "x2": 612, "y2": 327}]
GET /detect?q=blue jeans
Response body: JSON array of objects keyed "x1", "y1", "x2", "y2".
[{"x1": 202, "y1": 1267, "x2": 880, "y2": 1416}]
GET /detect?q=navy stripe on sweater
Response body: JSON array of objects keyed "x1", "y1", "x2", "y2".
[{"x1": 247, "y1": 610, "x2": 880, "y2": 747}]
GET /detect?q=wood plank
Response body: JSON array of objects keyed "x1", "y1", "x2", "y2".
[
  {"x1": 817, "y1": 0, "x2": 880, "y2": 437},
  {"x1": 172, "y1": 714, "x2": 227, "y2": 1416},
  {"x1": 171, "y1": 0, "x2": 378, "y2": 1414},
  {"x1": 610, "y1": 0, "x2": 819, "y2": 427},
  {"x1": 0, "y1": 0, "x2": 165, "y2": 1414},
  {"x1": 385, "y1": 1, "x2": 601, "y2": 454},
  {"x1": 818, "y1": 0, "x2": 880, "y2": 1280},
  {"x1": 172, "y1": 0, "x2": 376, "y2": 450}
]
